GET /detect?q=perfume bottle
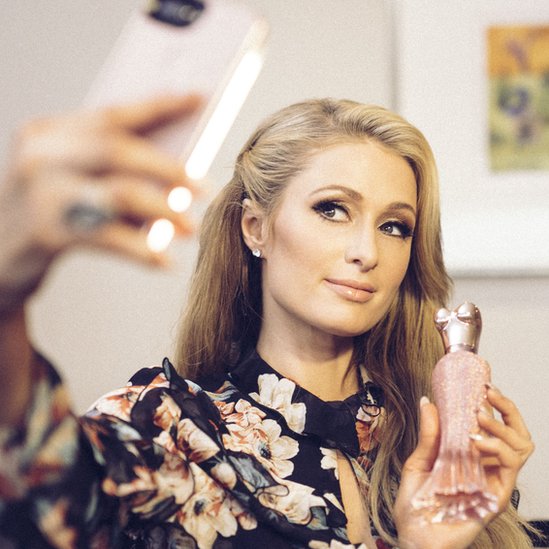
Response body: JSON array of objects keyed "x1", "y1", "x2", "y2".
[{"x1": 412, "y1": 302, "x2": 498, "y2": 522}]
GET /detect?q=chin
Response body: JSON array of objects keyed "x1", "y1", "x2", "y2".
[
  {"x1": 318, "y1": 320, "x2": 375, "y2": 339},
  {"x1": 319, "y1": 311, "x2": 389, "y2": 339}
]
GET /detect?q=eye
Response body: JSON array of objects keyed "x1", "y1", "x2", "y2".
[
  {"x1": 312, "y1": 200, "x2": 349, "y2": 222},
  {"x1": 379, "y1": 220, "x2": 414, "y2": 239}
]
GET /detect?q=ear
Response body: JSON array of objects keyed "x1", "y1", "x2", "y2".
[{"x1": 241, "y1": 198, "x2": 269, "y2": 255}]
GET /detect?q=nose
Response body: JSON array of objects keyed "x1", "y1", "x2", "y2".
[{"x1": 344, "y1": 224, "x2": 378, "y2": 271}]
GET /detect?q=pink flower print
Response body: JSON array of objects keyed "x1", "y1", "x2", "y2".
[
  {"x1": 257, "y1": 479, "x2": 326, "y2": 525},
  {"x1": 153, "y1": 393, "x2": 181, "y2": 432},
  {"x1": 88, "y1": 370, "x2": 169, "y2": 421},
  {"x1": 176, "y1": 418, "x2": 220, "y2": 463},
  {"x1": 88, "y1": 386, "x2": 142, "y2": 422},
  {"x1": 178, "y1": 462, "x2": 256, "y2": 549},
  {"x1": 222, "y1": 415, "x2": 298, "y2": 479},
  {"x1": 102, "y1": 454, "x2": 194, "y2": 517},
  {"x1": 221, "y1": 399, "x2": 266, "y2": 429},
  {"x1": 249, "y1": 374, "x2": 306, "y2": 433},
  {"x1": 210, "y1": 461, "x2": 238, "y2": 490}
]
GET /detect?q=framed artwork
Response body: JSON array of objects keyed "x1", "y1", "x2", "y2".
[
  {"x1": 395, "y1": 2, "x2": 549, "y2": 276},
  {"x1": 488, "y1": 25, "x2": 549, "y2": 171}
]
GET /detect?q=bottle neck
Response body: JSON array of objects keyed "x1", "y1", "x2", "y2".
[{"x1": 446, "y1": 343, "x2": 477, "y2": 354}]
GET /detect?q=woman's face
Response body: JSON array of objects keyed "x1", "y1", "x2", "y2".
[{"x1": 255, "y1": 140, "x2": 417, "y2": 340}]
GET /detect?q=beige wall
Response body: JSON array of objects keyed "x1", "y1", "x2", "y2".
[{"x1": 1, "y1": 0, "x2": 546, "y2": 521}]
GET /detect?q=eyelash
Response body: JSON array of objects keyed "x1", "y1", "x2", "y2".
[
  {"x1": 312, "y1": 200, "x2": 349, "y2": 221},
  {"x1": 379, "y1": 220, "x2": 414, "y2": 239},
  {"x1": 312, "y1": 200, "x2": 414, "y2": 239}
]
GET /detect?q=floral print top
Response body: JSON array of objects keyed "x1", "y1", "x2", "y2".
[{"x1": 0, "y1": 350, "x2": 392, "y2": 549}]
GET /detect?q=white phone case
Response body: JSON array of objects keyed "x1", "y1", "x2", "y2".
[{"x1": 85, "y1": 0, "x2": 268, "y2": 179}]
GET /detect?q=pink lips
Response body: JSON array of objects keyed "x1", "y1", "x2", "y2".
[{"x1": 324, "y1": 279, "x2": 376, "y2": 303}]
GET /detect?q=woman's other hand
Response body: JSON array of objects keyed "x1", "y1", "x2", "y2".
[
  {"x1": 393, "y1": 390, "x2": 534, "y2": 549},
  {"x1": 0, "y1": 94, "x2": 201, "y2": 314}
]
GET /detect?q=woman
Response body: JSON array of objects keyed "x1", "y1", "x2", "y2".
[{"x1": 0, "y1": 96, "x2": 534, "y2": 548}]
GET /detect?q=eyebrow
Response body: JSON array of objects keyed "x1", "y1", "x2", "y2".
[
  {"x1": 309, "y1": 184, "x2": 417, "y2": 217},
  {"x1": 385, "y1": 202, "x2": 417, "y2": 218},
  {"x1": 310, "y1": 184, "x2": 362, "y2": 201}
]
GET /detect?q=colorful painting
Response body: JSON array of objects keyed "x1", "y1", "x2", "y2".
[{"x1": 487, "y1": 25, "x2": 549, "y2": 170}]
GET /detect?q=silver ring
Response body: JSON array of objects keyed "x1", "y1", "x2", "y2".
[
  {"x1": 63, "y1": 185, "x2": 115, "y2": 233},
  {"x1": 63, "y1": 203, "x2": 115, "y2": 232}
]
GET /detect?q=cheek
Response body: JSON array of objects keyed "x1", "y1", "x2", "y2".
[
  {"x1": 382, "y1": 243, "x2": 412, "y2": 290},
  {"x1": 266, "y1": 212, "x2": 322, "y2": 267},
  {"x1": 263, "y1": 218, "x2": 331, "y2": 304},
  {"x1": 398, "y1": 247, "x2": 413, "y2": 278}
]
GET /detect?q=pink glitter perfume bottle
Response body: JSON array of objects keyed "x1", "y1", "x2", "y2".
[{"x1": 412, "y1": 302, "x2": 498, "y2": 522}]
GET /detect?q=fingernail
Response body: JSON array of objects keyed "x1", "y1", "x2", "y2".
[
  {"x1": 485, "y1": 382, "x2": 500, "y2": 392},
  {"x1": 469, "y1": 432, "x2": 484, "y2": 441},
  {"x1": 420, "y1": 396, "x2": 430, "y2": 407}
]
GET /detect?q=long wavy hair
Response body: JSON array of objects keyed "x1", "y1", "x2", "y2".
[{"x1": 175, "y1": 99, "x2": 532, "y2": 547}]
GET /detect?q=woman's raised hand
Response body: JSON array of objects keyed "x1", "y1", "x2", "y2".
[
  {"x1": 393, "y1": 389, "x2": 534, "y2": 549},
  {"x1": 0, "y1": 94, "x2": 201, "y2": 313}
]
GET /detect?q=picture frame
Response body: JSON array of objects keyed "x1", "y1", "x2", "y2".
[{"x1": 394, "y1": 1, "x2": 549, "y2": 276}]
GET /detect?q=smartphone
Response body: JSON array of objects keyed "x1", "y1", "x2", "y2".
[{"x1": 85, "y1": 0, "x2": 268, "y2": 181}]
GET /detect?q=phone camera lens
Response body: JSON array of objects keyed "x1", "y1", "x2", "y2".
[{"x1": 148, "y1": 0, "x2": 205, "y2": 27}]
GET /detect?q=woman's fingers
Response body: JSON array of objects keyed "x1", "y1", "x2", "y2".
[
  {"x1": 23, "y1": 169, "x2": 193, "y2": 261},
  {"x1": 480, "y1": 388, "x2": 534, "y2": 457},
  {"x1": 108, "y1": 178, "x2": 194, "y2": 233},
  {"x1": 97, "y1": 95, "x2": 202, "y2": 182},
  {"x1": 469, "y1": 389, "x2": 535, "y2": 509},
  {"x1": 18, "y1": 122, "x2": 189, "y2": 187},
  {"x1": 99, "y1": 132, "x2": 189, "y2": 184},
  {"x1": 61, "y1": 177, "x2": 194, "y2": 235},
  {"x1": 60, "y1": 186, "x2": 181, "y2": 268},
  {"x1": 478, "y1": 410, "x2": 534, "y2": 459},
  {"x1": 485, "y1": 387, "x2": 532, "y2": 440},
  {"x1": 403, "y1": 398, "x2": 440, "y2": 474},
  {"x1": 87, "y1": 222, "x2": 170, "y2": 268},
  {"x1": 100, "y1": 93, "x2": 202, "y2": 133},
  {"x1": 0, "y1": 94, "x2": 204, "y2": 313},
  {"x1": 474, "y1": 388, "x2": 535, "y2": 468},
  {"x1": 15, "y1": 95, "x2": 204, "y2": 249},
  {"x1": 16, "y1": 95, "x2": 203, "y2": 186},
  {"x1": 472, "y1": 437, "x2": 524, "y2": 474}
]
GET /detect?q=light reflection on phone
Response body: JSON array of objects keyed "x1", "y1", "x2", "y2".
[
  {"x1": 184, "y1": 49, "x2": 264, "y2": 180},
  {"x1": 168, "y1": 186, "x2": 193, "y2": 213},
  {"x1": 147, "y1": 219, "x2": 176, "y2": 253}
]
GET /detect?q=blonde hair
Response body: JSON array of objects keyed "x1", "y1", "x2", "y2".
[{"x1": 175, "y1": 99, "x2": 532, "y2": 547}]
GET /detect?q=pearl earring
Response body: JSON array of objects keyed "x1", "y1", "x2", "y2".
[{"x1": 252, "y1": 249, "x2": 261, "y2": 258}]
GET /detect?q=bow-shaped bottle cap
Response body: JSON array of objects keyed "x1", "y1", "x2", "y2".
[{"x1": 435, "y1": 302, "x2": 482, "y2": 354}]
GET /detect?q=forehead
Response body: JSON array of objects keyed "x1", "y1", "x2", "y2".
[{"x1": 281, "y1": 141, "x2": 417, "y2": 204}]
